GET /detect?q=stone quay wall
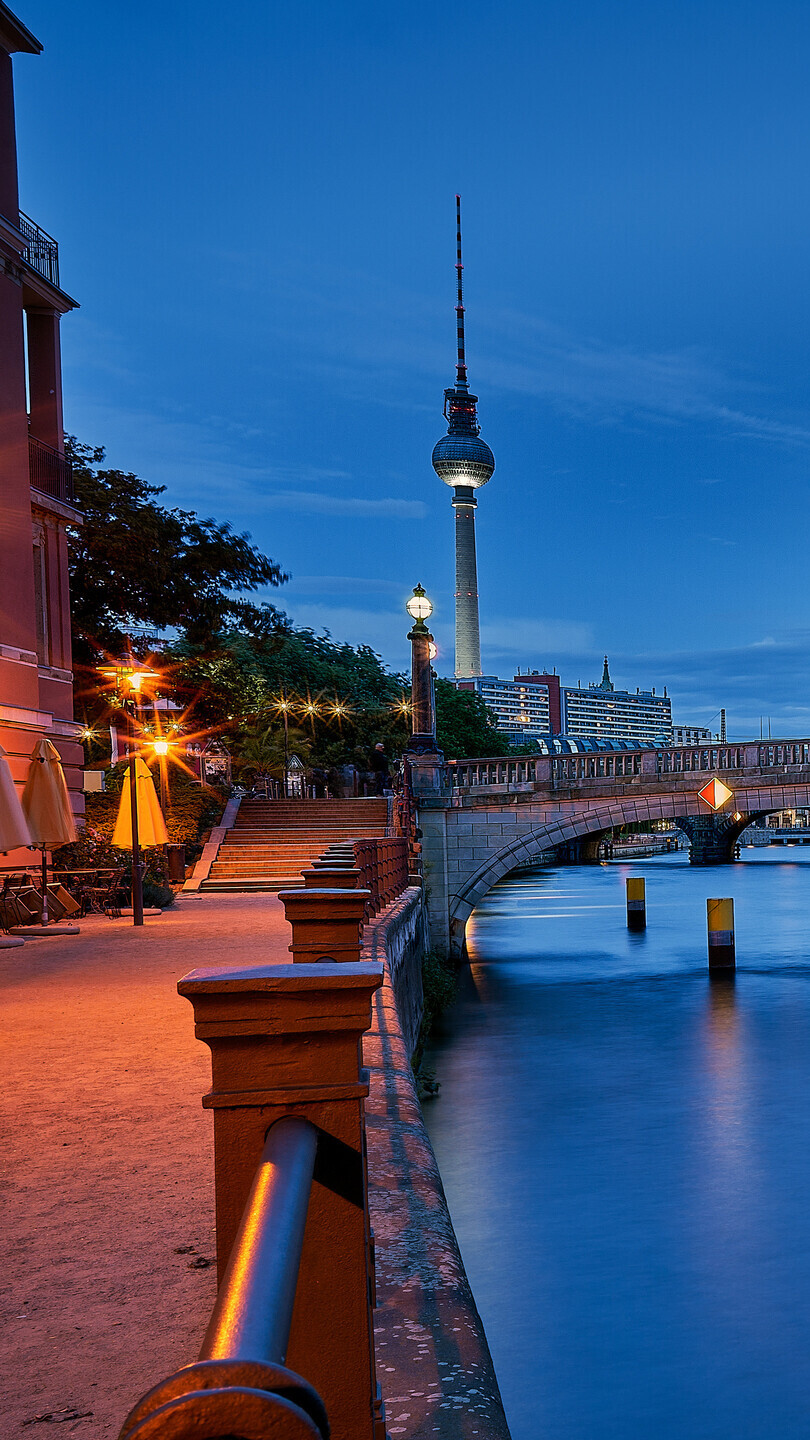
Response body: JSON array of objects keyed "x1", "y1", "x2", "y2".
[{"x1": 362, "y1": 888, "x2": 511, "y2": 1440}]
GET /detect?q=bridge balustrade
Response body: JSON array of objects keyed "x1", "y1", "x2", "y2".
[{"x1": 445, "y1": 739, "x2": 810, "y2": 794}]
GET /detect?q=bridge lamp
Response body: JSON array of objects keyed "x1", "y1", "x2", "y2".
[
  {"x1": 405, "y1": 585, "x2": 439, "y2": 755},
  {"x1": 406, "y1": 584, "x2": 433, "y2": 625}
]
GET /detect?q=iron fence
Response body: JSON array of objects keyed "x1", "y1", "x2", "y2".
[
  {"x1": 18, "y1": 210, "x2": 60, "y2": 287},
  {"x1": 29, "y1": 436, "x2": 75, "y2": 505}
]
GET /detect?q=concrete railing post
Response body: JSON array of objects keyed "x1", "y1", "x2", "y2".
[
  {"x1": 279, "y1": 888, "x2": 371, "y2": 964},
  {"x1": 178, "y1": 961, "x2": 385, "y2": 1440}
]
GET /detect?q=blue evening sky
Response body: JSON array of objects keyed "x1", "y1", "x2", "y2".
[{"x1": 14, "y1": 1, "x2": 810, "y2": 736}]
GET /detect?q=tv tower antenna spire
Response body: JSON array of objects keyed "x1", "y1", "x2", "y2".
[
  {"x1": 432, "y1": 195, "x2": 495, "y2": 679},
  {"x1": 455, "y1": 194, "x2": 468, "y2": 390}
]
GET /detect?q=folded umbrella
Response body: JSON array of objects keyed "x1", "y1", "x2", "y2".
[
  {"x1": 0, "y1": 743, "x2": 33, "y2": 852},
  {"x1": 22, "y1": 737, "x2": 78, "y2": 925},
  {"x1": 112, "y1": 756, "x2": 168, "y2": 849}
]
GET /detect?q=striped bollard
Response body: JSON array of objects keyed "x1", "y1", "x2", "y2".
[
  {"x1": 707, "y1": 897, "x2": 735, "y2": 970},
  {"x1": 626, "y1": 877, "x2": 646, "y2": 931}
]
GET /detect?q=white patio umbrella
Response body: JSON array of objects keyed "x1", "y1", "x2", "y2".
[
  {"x1": 0, "y1": 745, "x2": 33, "y2": 946},
  {"x1": 22, "y1": 738, "x2": 77, "y2": 925},
  {"x1": 0, "y1": 744, "x2": 32, "y2": 852}
]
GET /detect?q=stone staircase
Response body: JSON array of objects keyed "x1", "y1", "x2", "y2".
[{"x1": 202, "y1": 798, "x2": 390, "y2": 893}]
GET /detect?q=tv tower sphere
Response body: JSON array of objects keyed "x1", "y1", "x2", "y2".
[{"x1": 431, "y1": 430, "x2": 495, "y2": 489}]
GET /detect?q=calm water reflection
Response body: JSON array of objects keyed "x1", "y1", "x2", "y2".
[{"x1": 423, "y1": 850, "x2": 810, "y2": 1440}]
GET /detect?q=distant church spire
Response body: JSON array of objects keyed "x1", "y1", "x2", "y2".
[
  {"x1": 600, "y1": 655, "x2": 614, "y2": 691},
  {"x1": 432, "y1": 196, "x2": 495, "y2": 679}
]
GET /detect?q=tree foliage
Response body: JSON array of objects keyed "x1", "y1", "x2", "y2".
[
  {"x1": 174, "y1": 628, "x2": 412, "y2": 774},
  {"x1": 435, "y1": 679, "x2": 512, "y2": 758},
  {"x1": 65, "y1": 438, "x2": 288, "y2": 663}
]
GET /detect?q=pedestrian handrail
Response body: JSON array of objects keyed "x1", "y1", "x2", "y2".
[{"x1": 118, "y1": 1116, "x2": 329, "y2": 1440}]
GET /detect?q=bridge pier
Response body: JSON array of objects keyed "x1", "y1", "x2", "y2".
[{"x1": 677, "y1": 813, "x2": 755, "y2": 864}]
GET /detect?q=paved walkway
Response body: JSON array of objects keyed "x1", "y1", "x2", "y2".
[{"x1": 0, "y1": 894, "x2": 292, "y2": 1437}]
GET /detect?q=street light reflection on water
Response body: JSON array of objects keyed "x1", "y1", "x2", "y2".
[{"x1": 423, "y1": 850, "x2": 810, "y2": 1440}]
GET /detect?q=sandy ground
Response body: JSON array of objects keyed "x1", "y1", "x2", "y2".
[{"x1": 0, "y1": 893, "x2": 292, "y2": 1437}]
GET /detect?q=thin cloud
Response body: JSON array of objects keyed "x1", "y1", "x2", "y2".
[
  {"x1": 260, "y1": 492, "x2": 426, "y2": 519},
  {"x1": 477, "y1": 310, "x2": 810, "y2": 448},
  {"x1": 285, "y1": 574, "x2": 408, "y2": 596}
]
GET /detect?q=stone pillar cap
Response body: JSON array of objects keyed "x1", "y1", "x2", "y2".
[{"x1": 179, "y1": 961, "x2": 382, "y2": 995}]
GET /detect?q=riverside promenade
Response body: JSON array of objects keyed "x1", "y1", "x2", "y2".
[{"x1": 0, "y1": 893, "x2": 509, "y2": 1440}]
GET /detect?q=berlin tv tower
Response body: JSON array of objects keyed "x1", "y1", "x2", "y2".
[{"x1": 431, "y1": 196, "x2": 495, "y2": 678}]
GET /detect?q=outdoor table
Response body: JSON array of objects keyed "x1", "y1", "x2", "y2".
[{"x1": 52, "y1": 869, "x2": 120, "y2": 917}]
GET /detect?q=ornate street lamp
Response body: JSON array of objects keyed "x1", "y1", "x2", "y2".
[
  {"x1": 97, "y1": 648, "x2": 161, "y2": 927},
  {"x1": 405, "y1": 585, "x2": 439, "y2": 754}
]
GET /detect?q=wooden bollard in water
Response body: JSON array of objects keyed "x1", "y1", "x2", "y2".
[
  {"x1": 626, "y1": 877, "x2": 646, "y2": 931},
  {"x1": 707, "y1": 897, "x2": 735, "y2": 969}
]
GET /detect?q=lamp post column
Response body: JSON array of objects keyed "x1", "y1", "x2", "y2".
[
  {"x1": 282, "y1": 688, "x2": 289, "y2": 797},
  {"x1": 126, "y1": 705, "x2": 144, "y2": 927},
  {"x1": 409, "y1": 619, "x2": 437, "y2": 751}
]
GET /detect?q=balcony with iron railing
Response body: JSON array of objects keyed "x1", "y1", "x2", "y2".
[
  {"x1": 29, "y1": 435, "x2": 75, "y2": 506},
  {"x1": 18, "y1": 210, "x2": 60, "y2": 288}
]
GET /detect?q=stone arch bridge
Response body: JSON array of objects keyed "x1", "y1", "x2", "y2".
[{"x1": 409, "y1": 739, "x2": 810, "y2": 956}]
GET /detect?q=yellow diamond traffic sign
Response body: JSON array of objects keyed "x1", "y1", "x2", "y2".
[{"x1": 697, "y1": 777, "x2": 734, "y2": 811}]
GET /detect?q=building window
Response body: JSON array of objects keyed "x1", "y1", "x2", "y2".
[{"x1": 32, "y1": 542, "x2": 49, "y2": 664}]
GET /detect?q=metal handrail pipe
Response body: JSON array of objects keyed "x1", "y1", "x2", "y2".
[{"x1": 199, "y1": 1116, "x2": 318, "y2": 1367}]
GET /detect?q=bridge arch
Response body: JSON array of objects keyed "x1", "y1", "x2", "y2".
[{"x1": 446, "y1": 793, "x2": 783, "y2": 954}]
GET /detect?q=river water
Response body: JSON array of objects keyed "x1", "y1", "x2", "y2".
[{"x1": 423, "y1": 849, "x2": 810, "y2": 1440}]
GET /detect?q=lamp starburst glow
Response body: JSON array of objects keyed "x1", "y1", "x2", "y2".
[{"x1": 97, "y1": 652, "x2": 162, "y2": 702}]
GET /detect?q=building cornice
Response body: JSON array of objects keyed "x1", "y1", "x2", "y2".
[
  {"x1": 0, "y1": 2, "x2": 41, "y2": 56},
  {"x1": 31, "y1": 488, "x2": 83, "y2": 523},
  {"x1": 0, "y1": 642, "x2": 37, "y2": 667}
]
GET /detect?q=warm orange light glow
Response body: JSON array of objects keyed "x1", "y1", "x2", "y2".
[{"x1": 153, "y1": 738, "x2": 170, "y2": 757}]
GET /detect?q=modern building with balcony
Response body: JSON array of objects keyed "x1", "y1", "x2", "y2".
[
  {"x1": 0, "y1": 2, "x2": 83, "y2": 835},
  {"x1": 457, "y1": 658, "x2": 672, "y2": 748},
  {"x1": 561, "y1": 658, "x2": 672, "y2": 746},
  {"x1": 456, "y1": 674, "x2": 553, "y2": 742}
]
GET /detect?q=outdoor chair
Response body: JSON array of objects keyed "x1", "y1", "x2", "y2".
[
  {"x1": 0, "y1": 876, "x2": 38, "y2": 932},
  {"x1": 81, "y1": 867, "x2": 129, "y2": 919}
]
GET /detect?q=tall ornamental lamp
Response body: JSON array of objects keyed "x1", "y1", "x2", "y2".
[
  {"x1": 97, "y1": 649, "x2": 161, "y2": 927},
  {"x1": 405, "y1": 585, "x2": 439, "y2": 753}
]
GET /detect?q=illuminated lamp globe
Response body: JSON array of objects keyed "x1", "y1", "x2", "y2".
[
  {"x1": 153, "y1": 738, "x2": 170, "y2": 757},
  {"x1": 431, "y1": 433, "x2": 495, "y2": 489},
  {"x1": 406, "y1": 585, "x2": 433, "y2": 622}
]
